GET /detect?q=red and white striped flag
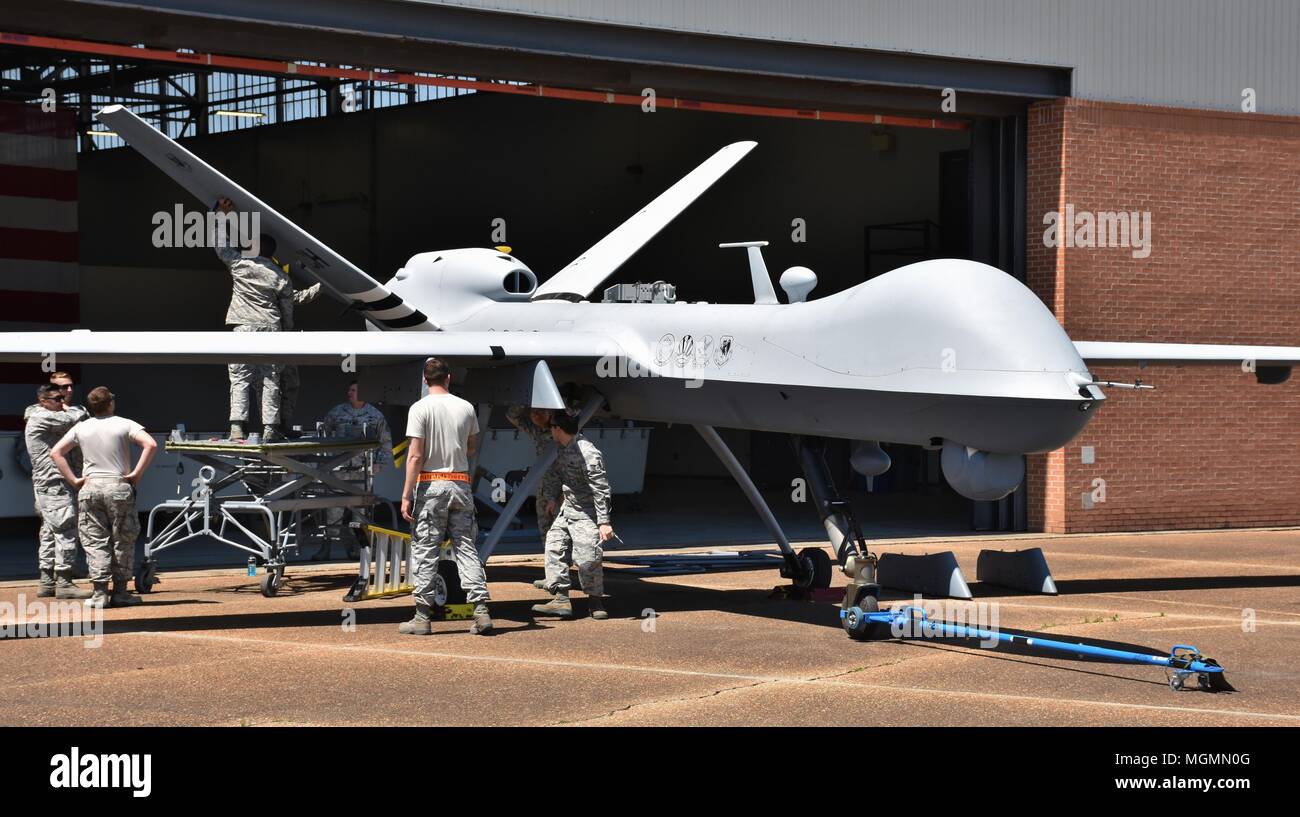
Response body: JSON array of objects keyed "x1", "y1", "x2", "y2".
[{"x1": 0, "y1": 100, "x2": 79, "y2": 430}]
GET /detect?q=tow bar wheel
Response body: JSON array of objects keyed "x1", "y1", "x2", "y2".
[{"x1": 843, "y1": 591, "x2": 892, "y2": 641}]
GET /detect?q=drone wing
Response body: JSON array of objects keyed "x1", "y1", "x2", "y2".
[
  {"x1": 95, "y1": 105, "x2": 435, "y2": 331},
  {"x1": 0, "y1": 329, "x2": 620, "y2": 366},
  {"x1": 532, "y1": 141, "x2": 756, "y2": 302},
  {"x1": 1074, "y1": 341, "x2": 1300, "y2": 366}
]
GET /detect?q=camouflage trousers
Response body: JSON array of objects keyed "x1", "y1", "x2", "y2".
[
  {"x1": 544, "y1": 510, "x2": 604, "y2": 597},
  {"x1": 280, "y1": 363, "x2": 300, "y2": 428},
  {"x1": 411, "y1": 480, "x2": 488, "y2": 605},
  {"x1": 78, "y1": 477, "x2": 139, "y2": 584},
  {"x1": 228, "y1": 324, "x2": 282, "y2": 425},
  {"x1": 33, "y1": 483, "x2": 78, "y2": 572},
  {"x1": 536, "y1": 500, "x2": 556, "y2": 543}
]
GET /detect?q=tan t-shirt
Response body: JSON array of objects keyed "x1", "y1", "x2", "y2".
[
  {"x1": 62, "y1": 415, "x2": 145, "y2": 478},
  {"x1": 405, "y1": 393, "x2": 479, "y2": 473}
]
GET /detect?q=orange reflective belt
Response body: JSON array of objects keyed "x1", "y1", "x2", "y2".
[{"x1": 417, "y1": 471, "x2": 470, "y2": 483}]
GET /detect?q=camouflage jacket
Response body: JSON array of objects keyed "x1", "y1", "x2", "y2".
[
  {"x1": 215, "y1": 245, "x2": 293, "y2": 327},
  {"x1": 23, "y1": 404, "x2": 87, "y2": 488},
  {"x1": 281, "y1": 272, "x2": 317, "y2": 331},
  {"x1": 322, "y1": 402, "x2": 394, "y2": 468},
  {"x1": 553, "y1": 434, "x2": 612, "y2": 526},
  {"x1": 506, "y1": 405, "x2": 560, "y2": 502}
]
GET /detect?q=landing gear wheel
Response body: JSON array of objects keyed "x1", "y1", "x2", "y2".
[
  {"x1": 796, "y1": 547, "x2": 833, "y2": 590},
  {"x1": 437, "y1": 560, "x2": 466, "y2": 605},
  {"x1": 134, "y1": 560, "x2": 159, "y2": 594},
  {"x1": 260, "y1": 568, "x2": 284, "y2": 598}
]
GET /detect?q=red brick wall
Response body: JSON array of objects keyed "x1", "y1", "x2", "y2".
[
  {"x1": 1026, "y1": 98, "x2": 1300, "y2": 533},
  {"x1": 1025, "y1": 102, "x2": 1067, "y2": 532}
]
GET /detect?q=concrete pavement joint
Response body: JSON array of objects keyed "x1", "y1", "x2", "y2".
[{"x1": 550, "y1": 679, "x2": 774, "y2": 725}]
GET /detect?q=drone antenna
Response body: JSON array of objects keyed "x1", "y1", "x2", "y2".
[{"x1": 719, "y1": 241, "x2": 779, "y2": 305}]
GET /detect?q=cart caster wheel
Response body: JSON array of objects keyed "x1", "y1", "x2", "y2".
[
  {"x1": 260, "y1": 570, "x2": 283, "y2": 598},
  {"x1": 796, "y1": 546, "x2": 833, "y2": 590},
  {"x1": 1169, "y1": 674, "x2": 1186, "y2": 692},
  {"x1": 135, "y1": 561, "x2": 159, "y2": 594}
]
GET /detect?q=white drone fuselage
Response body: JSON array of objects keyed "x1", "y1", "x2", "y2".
[{"x1": 387, "y1": 247, "x2": 1097, "y2": 501}]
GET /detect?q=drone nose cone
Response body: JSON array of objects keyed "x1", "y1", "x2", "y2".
[{"x1": 822, "y1": 259, "x2": 1087, "y2": 395}]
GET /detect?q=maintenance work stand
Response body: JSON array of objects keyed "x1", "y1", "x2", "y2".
[{"x1": 136, "y1": 435, "x2": 391, "y2": 597}]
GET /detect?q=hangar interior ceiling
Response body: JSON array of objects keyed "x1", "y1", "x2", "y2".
[
  {"x1": 0, "y1": 4, "x2": 1038, "y2": 531},
  {"x1": 0, "y1": 45, "x2": 483, "y2": 152}
]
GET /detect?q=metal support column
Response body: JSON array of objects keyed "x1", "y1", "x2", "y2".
[
  {"x1": 791, "y1": 435, "x2": 859, "y2": 565},
  {"x1": 195, "y1": 72, "x2": 209, "y2": 135},
  {"x1": 694, "y1": 424, "x2": 796, "y2": 571}
]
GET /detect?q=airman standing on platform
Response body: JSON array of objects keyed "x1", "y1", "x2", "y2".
[{"x1": 212, "y1": 196, "x2": 299, "y2": 442}]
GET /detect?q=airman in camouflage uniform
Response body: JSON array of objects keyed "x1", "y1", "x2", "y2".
[
  {"x1": 277, "y1": 268, "x2": 321, "y2": 429},
  {"x1": 23, "y1": 385, "x2": 91, "y2": 599},
  {"x1": 213, "y1": 197, "x2": 293, "y2": 441},
  {"x1": 399, "y1": 358, "x2": 492, "y2": 636},
  {"x1": 16, "y1": 372, "x2": 87, "y2": 489},
  {"x1": 314, "y1": 383, "x2": 393, "y2": 559},
  {"x1": 50, "y1": 387, "x2": 157, "y2": 609},
  {"x1": 531, "y1": 413, "x2": 614, "y2": 620},
  {"x1": 506, "y1": 404, "x2": 561, "y2": 589}
]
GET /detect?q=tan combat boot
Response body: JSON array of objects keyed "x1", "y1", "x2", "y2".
[
  {"x1": 469, "y1": 603, "x2": 493, "y2": 635},
  {"x1": 37, "y1": 568, "x2": 56, "y2": 598},
  {"x1": 531, "y1": 592, "x2": 573, "y2": 618},
  {"x1": 588, "y1": 595, "x2": 609, "y2": 621},
  {"x1": 55, "y1": 570, "x2": 93, "y2": 600},
  {"x1": 398, "y1": 601, "x2": 433, "y2": 635},
  {"x1": 84, "y1": 582, "x2": 109, "y2": 609},
  {"x1": 110, "y1": 579, "x2": 142, "y2": 607}
]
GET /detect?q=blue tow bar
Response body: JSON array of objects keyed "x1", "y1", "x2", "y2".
[{"x1": 840, "y1": 605, "x2": 1231, "y2": 692}]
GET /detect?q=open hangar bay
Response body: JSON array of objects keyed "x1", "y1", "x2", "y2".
[{"x1": 1, "y1": 0, "x2": 1040, "y2": 550}]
